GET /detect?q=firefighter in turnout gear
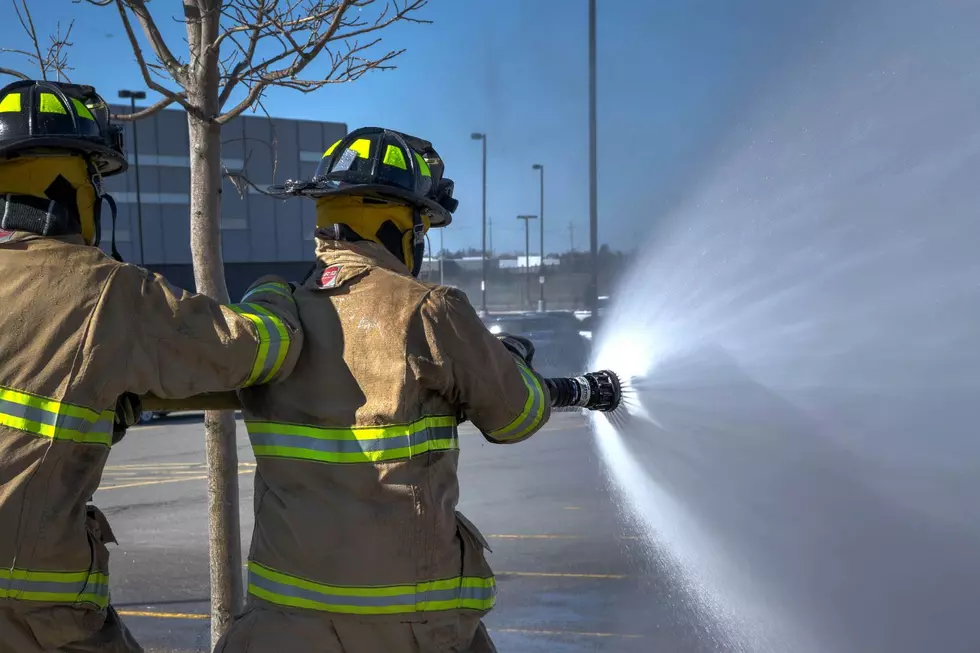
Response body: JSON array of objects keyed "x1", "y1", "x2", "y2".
[
  {"x1": 0, "y1": 80, "x2": 304, "y2": 652},
  {"x1": 212, "y1": 128, "x2": 552, "y2": 653}
]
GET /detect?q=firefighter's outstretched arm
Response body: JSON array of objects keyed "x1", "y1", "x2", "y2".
[
  {"x1": 96, "y1": 267, "x2": 304, "y2": 402},
  {"x1": 419, "y1": 286, "x2": 551, "y2": 444}
]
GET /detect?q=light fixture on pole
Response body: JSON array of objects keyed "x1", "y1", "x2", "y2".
[
  {"x1": 517, "y1": 215, "x2": 538, "y2": 310},
  {"x1": 587, "y1": 0, "x2": 599, "y2": 319},
  {"x1": 470, "y1": 132, "x2": 488, "y2": 315},
  {"x1": 532, "y1": 163, "x2": 545, "y2": 312},
  {"x1": 118, "y1": 89, "x2": 146, "y2": 265}
]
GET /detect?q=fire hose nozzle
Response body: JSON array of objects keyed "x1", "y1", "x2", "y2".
[{"x1": 544, "y1": 370, "x2": 622, "y2": 412}]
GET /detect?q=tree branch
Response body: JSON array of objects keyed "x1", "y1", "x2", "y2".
[
  {"x1": 0, "y1": 67, "x2": 31, "y2": 80},
  {"x1": 119, "y1": 0, "x2": 187, "y2": 83},
  {"x1": 113, "y1": 0, "x2": 196, "y2": 115},
  {"x1": 112, "y1": 94, "x2": 183, "y2": 121},
  {"x1": 216, "y1": 0, "x2": 428, "y2": 124}
]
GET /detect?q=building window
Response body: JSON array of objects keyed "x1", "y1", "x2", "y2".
[
  {"x1": 299, "y1": 150, "x2": 324, "y2": 163},
  {"x1": 112, "y1": 192, "x2": 190, "y2": 204}
]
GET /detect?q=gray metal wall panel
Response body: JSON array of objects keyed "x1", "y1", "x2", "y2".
[
  {"x1": 274, "y1": 120, "x2": 302, "y2": 261},
  {"x1": 99, "y1": 107, "x2": 344, "y2": 265},
  {"x1": 162, "y1": 204, "x2": 192, "y2": 264},
  {"x1": 242, "y1": 115, "x2": 277, "y2": 261}
]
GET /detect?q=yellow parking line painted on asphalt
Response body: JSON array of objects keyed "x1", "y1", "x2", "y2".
[
  {"x1": 497, "y1": 571, "x2": 628, "y2": 579},
  {"x1": 115, "y1": 611, "x2": 641, "y2": 639},
  {"x1": 489, "y1": 534, "x2": 582, "y2": 540},
  {"x1": 118, "y1": 610, "x2": 209, "y2": 620},
  {"x1": 100, "y1": 468, "x2": 254, "y2": 491},
  {"x1": 106, "y1": 463, "x2": 202, "y2": 469},
  {"x1": 488, "y1": 534, "x2": 642, "y2": 541},
  {"x1": 491, "y1": 627, "x2": 642, "y2": 639}
]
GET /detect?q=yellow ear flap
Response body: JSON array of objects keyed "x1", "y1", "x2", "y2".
[
  {"x1": 75, "y1": 181, "x2": 98, "y2": 245},
  {"x1": 401, "y1": 228, "x2": 415, "y2": 275}
]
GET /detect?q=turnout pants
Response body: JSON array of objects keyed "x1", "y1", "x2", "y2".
[
  {"x1": 214, "y1": 605, "x2": 497, "y2": 653},
  {"x1": 0, "y1": 605, "x2": 142, "y2": 653}
]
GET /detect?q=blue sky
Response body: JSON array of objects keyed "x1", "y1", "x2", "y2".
[{"x1": 0, "y1": 1, "x2": 840, "y2": 255}]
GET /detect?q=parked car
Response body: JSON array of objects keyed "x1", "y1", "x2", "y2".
[
  {"x1": 481, "y1": 311, "x2": 591, "y2": 378},
  {"x1": 139, "y1": 410, "x2": 171, "y2": 424}
]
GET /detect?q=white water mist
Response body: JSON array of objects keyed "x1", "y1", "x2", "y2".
[{"x1": 591, "y1": 1, "x2": 980, "y2": 652}]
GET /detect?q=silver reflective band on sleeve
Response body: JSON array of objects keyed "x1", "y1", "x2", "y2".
[
  {"x1": 245, "y1": 416, "x2": 458, "y2": 464},
  {"x1": 246, "y1": 561, "x2": 495, "y2": 615},
  {"x1": 241, "y1": 282, "x2": 293, "y2": 302},
  {"x1": 488, "y1": 362, "x2": 546, "y2": 441},
  {"x1": 229, "y1": 303, "x2": 291, "y2": 385},
  {"x1": 0, "y1": 385, "x2": 114, "y2": 446},
  {"x1": 0, "y1": 567, "x2": 110, "y2": 608}
]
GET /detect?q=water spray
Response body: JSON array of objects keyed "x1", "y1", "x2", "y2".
[{"x1": 544, "y1": 369, "x2": 623, "y2": 412}]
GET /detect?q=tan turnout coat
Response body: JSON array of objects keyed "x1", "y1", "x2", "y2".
[
  {"x1": 0, "y1": 231, "x2": 301, "y2": 648},
  {"x1": 237, "y1": 238, "x2": 551, "y2": 627}
]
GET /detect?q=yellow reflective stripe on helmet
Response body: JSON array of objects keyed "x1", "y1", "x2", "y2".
[
  {"x1": 0, "y1": 566, "x2": 110, "y2": 608},
  {"x1": 488, "y1": 361, "x2": 546, "y2": 441},
  {"x1": 228, "y1": 303, "x2": 291, "y2": 386},
  {"x1": 247, "y1": 560, "x2": 495, "y2": 615},
  {"x1": 245, "y1": 415, "x2": 458, "y2": 464},
  {"x1": 39, "y1": 93, "x2": 67, "y2": 115},
  {"x1": 0, "y1": 93, "x2": 21, "y2": 113},
  {"x1": 70, "y1": 98, "x2": 95, "y2": 120},
  {"x1": 383, "y1": 144, "x2": 408, "y2": 170},
  {"x1": 0, "y1": 384, "x2": 114, "y2": 446},
  {"x1": 414, "y1": 152, "x2": 431, "y2": 177},
  {"x1": 349, "y1": 138, "x2": 371, "y2": 158},
  {"x1": 324, "y1": 138, "x2": 371, "y2": 159}
]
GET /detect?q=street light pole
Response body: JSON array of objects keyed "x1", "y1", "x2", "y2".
[
  {"x1": 118, "y1": 89, "x2": 146, "y2": 265},
  {"x1": 587, "y1": 0, "x2": 599, "y2": 319},
  {"x1": 517, "y1": 215, "x2": 537, "y2": 310},
  {"x1": 439, "y1": 228, "x2": 444, "y2": 286},
  {"x1": 532, "y1": 163, "x2": 545, "y2": 312},
  {"x1": 470, "y1": 132, "x2": 488, "y2": 315}
]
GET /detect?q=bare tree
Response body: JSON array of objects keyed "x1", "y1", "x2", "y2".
[
  {"x1": 72, "y1": 0, "x2": 430, "y2": 643},
  {"x1": 0, "y1": 0, "x2": 75, "y2": 81}
]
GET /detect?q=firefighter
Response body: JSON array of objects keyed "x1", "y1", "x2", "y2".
[
  {"x1": 213, "y1": 128, "x2": 551, "y2": 653},
  {"x1": 0, "y1": 80, "x2": 303, "y2": 652}
]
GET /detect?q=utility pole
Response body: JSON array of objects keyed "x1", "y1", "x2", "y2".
[
  {"x1": 569, "y1": 221, "x2": 575, "y2": 252},
  {"x1": 532, "y1": 163, "x2": 545, "y2": 312},
  {"x1": 588, "y1": 0, "x2": 600, "y2": 319},
  {"x1": 117, "y1": 89, "x2": 146, "y2": 264},
  {"x1": 517, "y1": 215, "x2": 538, "y2": 310},
  {"x1": 470, "y1": 132, "x2": 488, "y2": 315},
  {"x1": 488, "y1": 216, "x2": 493, "y2": 256}
]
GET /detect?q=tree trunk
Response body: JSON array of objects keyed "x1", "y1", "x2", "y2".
[{"x1": 187, "y1": 113, "x2": 243, "y2": 646}]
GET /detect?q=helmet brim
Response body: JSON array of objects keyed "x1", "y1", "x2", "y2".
[
  {"x1": 0, "y1": 136, "x2": 128, "y2": 176},
  {"x1": 269, "y1": 181, "x2": 453, "y2": 227}
]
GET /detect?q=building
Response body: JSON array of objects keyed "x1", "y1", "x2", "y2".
[{"x1": 102, "y1": 104, "x2": 346, "y2": 297}]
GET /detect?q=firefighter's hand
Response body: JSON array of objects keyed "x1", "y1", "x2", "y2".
[
  {"x1": 496, "y1": 333, "x2": 535, "y2": 367},
  {"x1": 112, "y1": 393, "x2": 141, "y2": 445}
]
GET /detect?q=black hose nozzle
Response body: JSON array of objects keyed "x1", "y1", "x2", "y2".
[{"x1": 545, "y1": 370, "x2": 622, "y2": 412}]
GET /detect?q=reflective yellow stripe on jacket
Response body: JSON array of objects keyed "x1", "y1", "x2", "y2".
[
  {"x1": 488, "y1": 360, "x2": 546, "y2": 441},
  {"x1": 0, "y1": 567, "x2": 110, "y2": 608},
  {"x1": 0, "y1": 385, "x2": 114, "y2": 446},
  {"x1": 245, "y1": 415, "x2": 458, "y2": 464},
  {"x1": 229, "y1": 301, "x2": 292, "y2": 387},
  {"x1": 247, "y1": 561, "x2": 495, "y2": 615}
]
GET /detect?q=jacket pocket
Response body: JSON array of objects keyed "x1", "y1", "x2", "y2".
[{"x1": 454, "y1": 511, "x2": 495, "y2": 611}]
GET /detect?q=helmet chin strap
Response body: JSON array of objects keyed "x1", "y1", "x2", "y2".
[
  {"x1": 88, "y1": 161, "x2": 122, "y2": 262},
  {"x1": 410, "y1": 207, "x2": 425, "y2": 277}
]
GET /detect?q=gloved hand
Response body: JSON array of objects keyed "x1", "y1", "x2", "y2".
[
  {"x1": 112, "y1": 393, "x2": 141, "y2": 445},
  {"x1": 496, "y1": 333, "x2": 535, "y2": 367}
]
